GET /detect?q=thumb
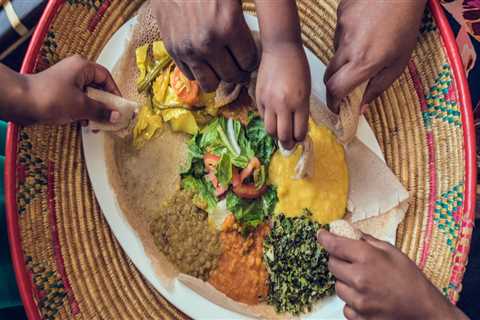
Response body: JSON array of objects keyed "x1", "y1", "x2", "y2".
[
  {"x1": 326, "y1": 61, "x2": 377, "y2": 114},
  {"x1": 361, "y1": 62, "x2": 406, "y2": 105},
  {"x1": 361, "y1": 233, "x2": 393, "y2": 252},
  {"x1": 82, "y1": 95, "x2": 119, "y2": 123}
]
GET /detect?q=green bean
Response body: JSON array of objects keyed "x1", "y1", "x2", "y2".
[
  {"x1": 151, "y1": 97, "x2": 188, "y2": 111},
  {"x1": 137, "y1": 56, "x2": 172, "y2": 93}
]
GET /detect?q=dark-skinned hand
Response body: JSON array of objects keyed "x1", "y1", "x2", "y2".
[
  {"x1": 256, "y1": 43, "x2": 310, "y2": 149},
  {"x1": 317, "y1": 230, "x2": 470, "y2": 320},
  {"x1": 325, "y1": 0, "x2": 428, "y2": 113},
  {"x1": 152, "y1": 0, "x2": 258, "y2": 92},
  {"x1": 23, "y1": 55, "x2": 120, "y2": 125}
]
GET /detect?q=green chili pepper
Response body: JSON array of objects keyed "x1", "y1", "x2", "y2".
[{"x1": 137, "y1": 56, "x2": 172, "y2": 93}]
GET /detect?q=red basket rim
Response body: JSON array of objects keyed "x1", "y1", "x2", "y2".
[
  {"x1": 6, "y1": 1, "x2": 65, "y2": 319},
  {"x1": 4, "y1": 1, "x2": 476, "y2": 319}
]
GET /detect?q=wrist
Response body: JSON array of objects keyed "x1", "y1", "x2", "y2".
[
  {"x1": 1, "y1": 68, "x2": 39, "y2": 125},
  {"x1": 449, "y1": 305, "x2": 470, "y2": 320},
  {"x1": 15, "y1": 74, "x2": 45, "y2": 125},
  {"x1": 262, "y1": 39, "x2": 304, "y2": 55},
  {"x1": 423, "y1": 295, "x2": 469, "y2": 320}
]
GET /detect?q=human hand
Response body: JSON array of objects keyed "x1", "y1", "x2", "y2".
[
  {"x1": 317, "y1": 230, "x2": 469, "y2": 320},
  {"x1": 152, "y1": 0, "x2": 258, "y2": 92},
  {"x1": 256, "y1": 44, "x2": 310, "y2": 149},
  {"x1": 25, "y1": 55, "x2": 120, "y2": 125},
  {"x1": 325, "y1": 0, "x2": 427, "y2": 112}
]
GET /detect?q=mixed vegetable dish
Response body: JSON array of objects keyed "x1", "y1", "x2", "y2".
[{"x1": 133, "y1": 40, "x2": 346, "y2": 315}]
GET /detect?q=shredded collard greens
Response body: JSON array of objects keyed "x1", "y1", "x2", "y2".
[{"x1": 264, "y1": 214, "x2": 335, "y2": 315}]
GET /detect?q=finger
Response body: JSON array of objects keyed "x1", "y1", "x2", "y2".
[
  {"x1": 293, "y1": 110, "x2": 308, "y2": 142},
  {"x1": 361, "y1": 233, "x2": 393, "y2": 252},
  {"x1": 227, "y1": 19, "x2": 258, "y2": 72},
  {"x1": 176, "y1": 60, "x2": 195, "y2": 81},
  {"x1": 83, "y1": 96, "x2": 118, "y2": 123},
  {"x1": 186, "y1": 60, "x2": 219, "y2": 92},
  {"x1": 324, "y1": 50, "x2": 349, "y2": 84},
  {"x1": 164, "y1": 41, "x2": 195, "y2": 80},
  {"x1": 326, "y1": 61, "x2": 381, "y2": 113},
  {"x1": 166, "y1": 46, "x2": 195, "y2": 81},
  {"x1": 361, "y1": 62, "x2": 406, "y2": 105},
  {"x1": 333, "y1": 21, "x2": 344, "y2": 52},
  {"x1": 264, "y1": 109, "x2": 277, "y2": 138},
  {"x1": 336, "y1": 281, "x2": 358, "y2": 307},
  {"x1": 328, "y1": 256, "x2": 356, "y2": 286},
  {"x1": 317, "y1": 229, "x2": 370, "y2": 263},
  {"x1": 343, "y1": 304, "x2": 365, "y2": 320},
  {"x1": 257, "y1": 102, "x2": 265, "y2": 119},
  {"x1": 277, "y1": 111, "x2": 294, "y2": 150},
  {"x1": 360, "y1": 104, "x2": 369, "y2": 114},
  {"x1": 208, "y1": 47, "x2": 249, "y2": 83},
  {"x1": 84, "y1": 62, "x2": 121, "y2": 96}
]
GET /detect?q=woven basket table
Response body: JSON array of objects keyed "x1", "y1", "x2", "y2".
[{"x1": 5, "y1": 0, "x2": 476, "y2": 319}]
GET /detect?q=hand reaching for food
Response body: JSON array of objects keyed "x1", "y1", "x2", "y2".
[
  {"x1": 255, "y1": 0, "x2": 311, "y2": 149},
  {"x1": 317, "y1": 230, "x2": 469, "y2": 320},
  {"x1": 255, "y1": 45, "x2": 311, "y2": 150},
  {"x1": 151, "y1": 0, "x2": 258, "y2": 92},
  {"x1": 325, "y1": 0, "x2": 428, "y2": 112},
  {"x1": 0, "y1": 55, "x2": 120, "y2": 126}
]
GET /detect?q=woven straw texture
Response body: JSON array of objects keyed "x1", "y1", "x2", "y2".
[{"x1": 11, "y1": 0, "x2": 473, "y2": 319}]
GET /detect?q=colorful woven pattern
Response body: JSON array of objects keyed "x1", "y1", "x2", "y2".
[
  {"x1": 424, "y1": 64, "x2": 462, "y2": 128},
  {"x1": 6, "y1": 0, "x2": 474, "y2": 319},
  {"x1": 434, "y1": 183, "x2": 464, "y2": 252}
]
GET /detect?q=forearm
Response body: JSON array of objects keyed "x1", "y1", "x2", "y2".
[
  {"x1": 255, "y1": 0, "x2": 303, "y2": 52},
  {"x1": 448, "y1": 305, "x2": 470, "y2": 320},
  {"x1": 0, "y1": 64, "x2": 36, "y2": 124}
]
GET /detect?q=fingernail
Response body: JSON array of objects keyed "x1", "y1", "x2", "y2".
[
  {"x1": 317, "y1": 229, "x2": 329, "y2": 244},
  {"x1": 360, "y1": 104, "x2": 369, "y2": 114},
  {"x1": 360, "y1": 232, "x2": 371, "y2": 241},
  {"x1": 110, "y1": 111, "x2": 120, "y2": 123}
]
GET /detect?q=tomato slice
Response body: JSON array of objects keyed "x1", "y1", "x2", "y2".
[
  {"x1": 240, "y1": 157, "x2": 261, "y2": 182},
  {"x1": 203, "y1": 153, "x2": 220, "y2": 173},
  {"x1": 205, "y1": 155, "x2": 266, "y2": 199},
  {"x1": 232, "y1": 159, "x2": 267, "y2": 199},
  {"x1": 233, "y1": 183, "x2": 267, "y2": 199},
  {"x1": 207, "y1": 172, "x2": 228, "y2": 197},
  {"x1": 170, "y1": 66, "x2": 199, "y2": 106}
]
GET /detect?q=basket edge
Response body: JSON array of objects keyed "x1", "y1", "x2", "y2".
[{"x1": 5, "y1": 1, "x2": 66, "y2": 320}]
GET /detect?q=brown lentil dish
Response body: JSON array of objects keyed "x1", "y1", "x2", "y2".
[
  {"x1": 150, "y1": 191, "x2": 221, "y2": 280},
  {"x1": 208, "y1": 214, "x2": 270, "y2": 305}
]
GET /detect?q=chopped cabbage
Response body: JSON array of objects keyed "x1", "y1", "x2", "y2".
[
  {"x1": 133, "y1": 105, "x2": 164, "y2": 148},
  {"x1": 135, "y1": 44, "x2": 149, "y2": 85},
  {"x1": 152, "y1": 41, "x2": 169, "y2": 61},
  {"x1": 169, "y1": 111, "x2": 199, "y2": 135}
]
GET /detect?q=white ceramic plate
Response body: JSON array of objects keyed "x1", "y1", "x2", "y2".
[{"x1": 82, "y1": 14, "x2": 386, "y2": 320}]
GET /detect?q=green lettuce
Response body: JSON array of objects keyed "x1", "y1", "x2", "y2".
[
  {"x1": 246, "y1": 115, "x2": 277, "y2": 165},
  {"x1": 216, "y1": 153, "x2": 233, "y2": 187},
  {"x1": 181, "y1": 115, "x2": 278, "y2": 230},
  {"x1": 181, "y1": 175, "x2": 217, "y2": 211},
  {"x1": 226, "y1": 187, "x2": 278, "y2": 234}
]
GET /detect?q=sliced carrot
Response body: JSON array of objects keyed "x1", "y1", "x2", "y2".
[{"x1": 170, "y1": 66, "x2": 200, "y2": 106}]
